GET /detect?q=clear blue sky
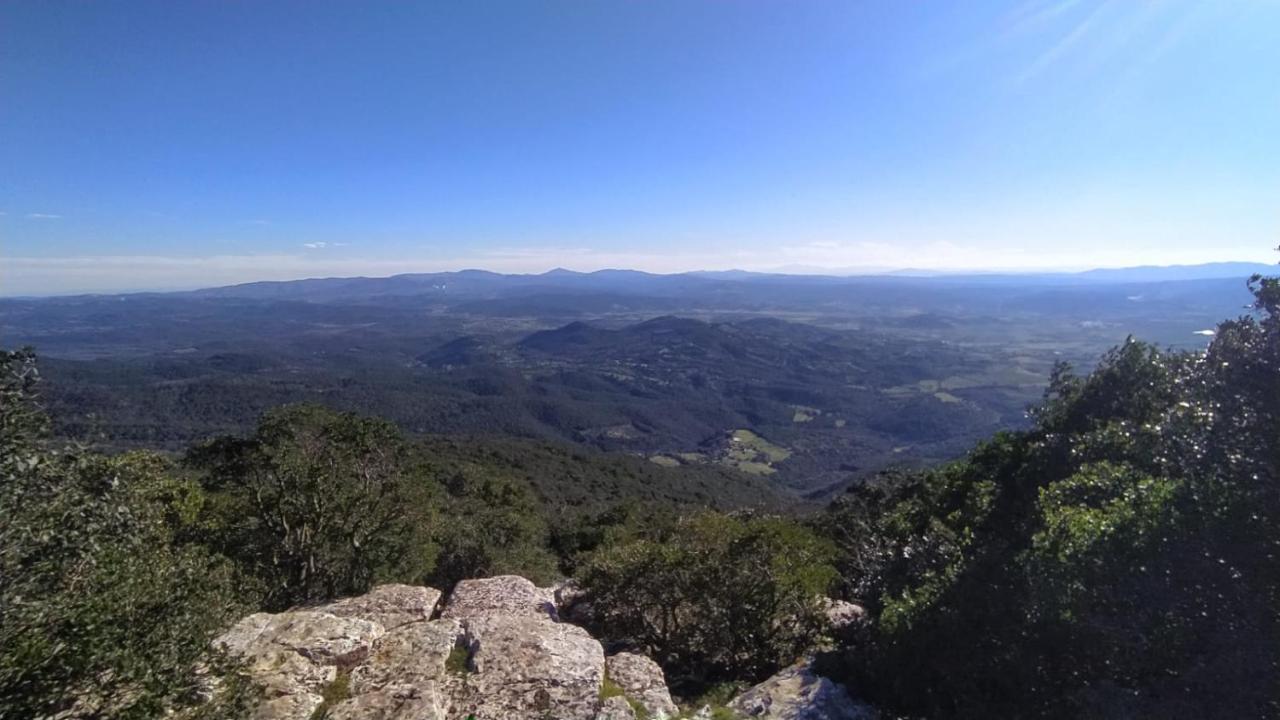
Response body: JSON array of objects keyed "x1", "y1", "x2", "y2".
[{"x1": 2, "y1": 1, "x2": 1278, "y2": 293}]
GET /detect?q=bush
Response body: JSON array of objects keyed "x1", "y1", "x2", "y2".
[
  {"x1": 0, "y1": 350, "x2": 257, "y2": 719},
  {"x1": 576, "y1": 512, "x2": 836, "y2": 692},
  {"x1": 826, "y1": 274, "x2": 1280, "y2": 719},
  {"x1": 549, "y1": 500, "x2": 681, "y2": 575},
  {"x1": 427, "y1": 468, "x2": 559, "y2": 589},
  {"x1": 187, "y1": 404, "x2": 438, "y2": 610}
]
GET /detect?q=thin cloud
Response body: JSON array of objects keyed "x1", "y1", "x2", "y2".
[
  {"x1": 1005, "y1": 0, "x2": 1085, "y2": 37},
  {"x1": 1007, "y1": 0, "x2": 1211, "y2": 87},
  {"x1": 26, "y1": 213, "x2": 62, "y2": 219},
  {"x1": 1015, "y1": 0, "x2": 1113, "y2": 84},
  {"x1": 1126, "y1": 1, "x2": 1218, "y2": 78},
  {"x1": 302, "y1": 242, "x2": 349, "y2": 249}
]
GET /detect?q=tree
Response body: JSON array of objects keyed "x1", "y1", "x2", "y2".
[
  {"x1": 188, "y1": 404, "x2": 438, "y2": 610},
  {"x1": 0, "y1": 350, "x2": 256, "y2": 719},
  {"x1": 577, "y1": 512, "x2": 836, "y2": 692},
  {"x1": 828, "y1": 273, "x2": 1280, "y2": 719},
  {"x1": 427, "y1": 467, "x2": 559, "y2": 589}
]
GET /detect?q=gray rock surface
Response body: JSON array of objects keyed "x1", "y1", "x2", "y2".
[
  {"x1": 728, "y1": 659, "x2": 878, "y2": 720},
  {"x1": 441, "y1": 574, "x2": 559, "y2": 620},
  {"x1": 221, "y1": 579, "x2": 631, "y2": 720},
  {"x1": 218, "y1": 579, "x2": 882, "y2": 720},
  {"x1": 216, "y1": 609, "x2": 385, "y2": 719},
  {"x1": 327, "y1": 684, "x2": 449, "y2": 720},
  {"x1": 606, "y1": 651, "x2": 679, "y2": 719},
  {"x1": 820, "y1": 599, "x2": 867, "y2": 632},
  {"x1": 317, "y1": 584, "x2": 442, "y2": 630},
  {"x1": 596, "y1": 695, "x2": 639, "y2": 720},
  {"x1": 347, "y1": 618, "x2": 461, "y2": 695},
  {"x1": 456, "y1": 614, "x2": 605, "y2": 720},
  {"x1": 254, "y1": 694, "x2": 325, "y2": 720}
]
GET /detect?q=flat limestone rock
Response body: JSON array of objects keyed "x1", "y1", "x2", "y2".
[
  {"x1": 221, "y1": 579, "x2": 655, "y2": 720},
  {"x1": 326, "y1": 683, "x2": 449, "y2": 720},
  {"x1": 317, "y1": 584, "x2": 442, "y2": 630},
  {"x1": 217, "y1": 609, "x2": 385, "y2": 720},
  {"x1": 349, "y1": 618, "x2": 463, "y2": 695},
  {"x1": 728, "y1": 660, "x2": 878, "y2": 720},
  {"x1": 243, "y1": 648, "x2": 336, "y2": 698},
  {"x1": 452, "y1": 614, "x2": 605, "y2": 720},
  {"x1": 253, "y1": 693, "x2": 325, "y2": 720},
  {"x1": 606, "y1": 652, "x2": 679, "y2": 719},
  {"x1": 218, "y1": 612, "x2": 278, "y2": 656},
  {"x1": 217, "y1": 609, "x2": 385, "y2": 667},
  {"x1": 441, "y1": 575, "x2": 559, "y2": 620},
  {"x1": 265, "y1": 612, "x2": 385, "y2": 665}
]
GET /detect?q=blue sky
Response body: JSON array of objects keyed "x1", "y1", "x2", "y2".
[{"x1": 2, "y1": 1, "x2": 1279, "y2": 293}]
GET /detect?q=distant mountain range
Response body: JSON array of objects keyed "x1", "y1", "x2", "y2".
[
  {"x1": 768, "y1": 261, "x2": 1277, "y2": 283},
  {"x1": 173, "y1": 261, "x2": 1275, "y2": 304},
  {"x1": 3, "y1": 259, "x2": 1270, "y2": 496}
]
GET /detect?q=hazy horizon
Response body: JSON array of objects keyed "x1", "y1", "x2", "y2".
[
  {"x1": 4, "y1": 1, "x2": 1279, "y2": 294},
  {"x1": 2, "y1": 258, "x2": 1275, "y2": 299}
]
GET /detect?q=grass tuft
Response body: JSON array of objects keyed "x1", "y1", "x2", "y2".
[
  {"x1": 309, "y1": 669, "x2": 351, "y2": 720},
  {"x1": 446, "y1": 644, "x2": 472, "y2": 674}
]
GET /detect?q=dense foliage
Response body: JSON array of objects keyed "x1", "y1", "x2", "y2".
[
  {"x1": 186, "y1": 405, "x2": 439, "y2": 610},
  {"x1": 427, "y1": 462, "x2": 559, "y2": 589},
  {"x1": 0, "y1": 349, "x2": 256, "y2": 720},
  {"x1": 0, "y1": 354, "x2": 797, "y2": 717},
  {"x1": 823, "y1": 274, "x2": 1280, "y2": 719},
  {"x1": 2, "y1": 271, "x2": 1274, "y2": 717},
  {"x1": 12, "y1": 293, "x2": 1070, "y2": 492},
  {"x1": 577, "y1": 512, "x2": 836, "y2": 692}
]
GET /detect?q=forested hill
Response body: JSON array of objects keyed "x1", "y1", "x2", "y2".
[
  {"x1": 0, "y1": 265, "x2": 1261, "y2": 497},
  {"x1": 2, "y1": 273, "x2": 1277, "y2": 719},
  {"x1": 412, "y1": 434, "x2": 789, "y2": 511}
]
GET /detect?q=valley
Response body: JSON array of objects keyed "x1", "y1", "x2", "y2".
[{"x1": 1, "y1": 265, "x2": 1257, "y2": 497}]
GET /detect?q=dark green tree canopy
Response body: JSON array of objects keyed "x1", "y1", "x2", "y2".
[
  {"x1": 187, "y1": 404, "x2": 438, "y2": 610},
  {"x1": 825, "y1": 275, "x2": 1280, "y2": 719},
  {"x1": 577, "y1": 511, "x2": 836, "y2": 693},
  {"x1": 0, "y1": 350, "x2": 256, "y2": 720}
]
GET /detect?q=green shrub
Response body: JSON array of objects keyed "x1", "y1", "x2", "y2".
[
  {"x1": 427, "y1": 468, "x2": 559, "y2": 589},
  {"x1": 827, "y1": 274, "x2": 1280, "y2": 719},
  {"x1": 187, "y1": 404, "x2": 439, "y2": 609},
  {"x1": 577, "y1": 512, "x2": 835, "y2": 692},
  {"x1": 445, "y1": 645, "x2": 472, "y2": 675},
  {"x1": 0, "y1": 350, "x2": 258, "y2": 719}
]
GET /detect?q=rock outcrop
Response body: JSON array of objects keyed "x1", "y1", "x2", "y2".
[
  {"x1": 316, "y1": 583, "x2": 442, "y2": 630},
  {"x1": 217, "y1": 578, "x2": 607, "y2": 720},
  {"x1": 441, "y1": 574, "x2": 558, "y2": 621},
  {"x1": 457, "y1": 614, "x2": 604, "y2": 719},
  {"x1": 606, "y1": 652, "x2": 679, "y2": 719},
  {"x1": 820, "y1": 599, "x2": 867, "y2": 633},
  {"x1": 216, "y1": 610, "x2": 386, "y2": 719},
  {"x1": 336, "y1": 617, "x2": 461, "y2": 719},
  {"x1": 728, "y1": 659, "x2": 878, "y2": 720},
  {"x1": 217, "y1": 577, "x2": 875, "y2": 720}
]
